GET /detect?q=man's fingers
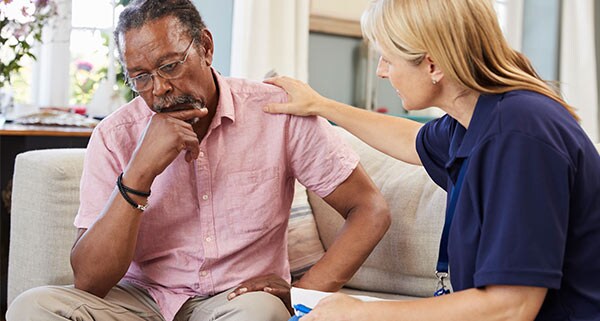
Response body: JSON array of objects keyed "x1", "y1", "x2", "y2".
[
  {"x1": 227, "y1": 286, "x2": 248, "y2": 300},
  {"x1": 182, "y1": 135, "x2": 200, "y2": 162},
  {"x1": 166, "y1": 107, "x2": 209, "y2": 122},
  {"x1": 227, "y1": 282, "x2": 288, "y2": 300}
]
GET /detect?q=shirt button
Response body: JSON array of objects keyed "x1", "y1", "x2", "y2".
[
  {"x1": 199, "y1": 151, "x2": 205, "y2": 157},
  {"x1": 205, "y1": 236, "x2": 213, "y2": 242},
  {"x1": 200, "y1": 270, "x2": 208, "y2": 277},
  {"x1": 202, "y1": 194, "x2": 209, "y2": 200}
]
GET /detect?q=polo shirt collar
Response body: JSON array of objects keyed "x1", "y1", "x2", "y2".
[{"x1": 448, "y1": 93, "x2": 503, "y2": 163}]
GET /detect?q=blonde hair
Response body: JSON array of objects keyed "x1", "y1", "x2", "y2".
[{"x1": 361, "y1": 0, "x2": 579, "y2": 121}]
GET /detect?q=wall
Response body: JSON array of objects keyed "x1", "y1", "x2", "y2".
[
  {"x1": 307, "y1": 0, "x2": 402, "y2": 113},
  {"x1": 597, "y1": 0, "x2": 600, "y2": 105},
  {"x1": 308, "y1": 33, "x2": 403, "y2": 114},
  {"x1": 521, "y1": 0, "x2": 561, "y2": 80},
  {"x1": 310, "y1": 0, "x2": 368, "y2": 21},
  {"x1": 192, "y1": 0, "x2": 233, "y2": 76}
]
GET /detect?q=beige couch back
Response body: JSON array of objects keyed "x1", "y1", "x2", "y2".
[{"x1": 311, "y1": 128, "x2": 447, "y2": 297}]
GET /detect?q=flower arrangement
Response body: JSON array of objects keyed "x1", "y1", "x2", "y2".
[{"x1": 0, "y1": 0, "x2": 57, "y2": 88}]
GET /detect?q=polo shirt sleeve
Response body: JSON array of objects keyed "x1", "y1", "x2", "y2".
[
  {"x1": 73, "y1": 126, "x2": 122, "y2": 229},
  {"x1": 416, "y1": 115, "x2": 453, "y2": 190},
  {"x1": 286, "y1": 116, "x2": 359, "y2": 198},
  {"x1": 470, "y1": 132, "x2": 571, "y2": 289}
]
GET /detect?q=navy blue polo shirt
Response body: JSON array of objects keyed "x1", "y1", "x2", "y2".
[{"x1": 416, "y1": 90, "x2": 600, "y2": 320}]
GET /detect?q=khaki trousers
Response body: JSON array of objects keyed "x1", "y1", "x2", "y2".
[{"x1": 6, "y1": 281, "x2": 290, "y2": 321}]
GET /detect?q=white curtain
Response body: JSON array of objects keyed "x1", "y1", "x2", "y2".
[
  {"x1": 34, "y1": 0, "x2": 72, "y2": 107},
  {"x1": 230, "y1": 0, "x2": 309, "y2": 82},
  {"x1": 560, "y1": 0, "x2": 599, "y2": 142}
]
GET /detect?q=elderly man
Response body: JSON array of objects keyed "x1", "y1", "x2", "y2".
[{"x1": 6, "y1": 0, "x2": 390, "y2": 320}]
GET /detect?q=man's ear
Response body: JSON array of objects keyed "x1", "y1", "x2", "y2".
[
  {"x1": 425, "y1": 54, "x2": 444, "y2": 83},
  {"x1": 199, "y1": 29, "x2": 214, "y2": 66}
]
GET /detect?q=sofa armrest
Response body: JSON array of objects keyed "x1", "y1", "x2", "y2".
[{"x1": 7, "y1": 148, "x2": 85, "y2": 305}]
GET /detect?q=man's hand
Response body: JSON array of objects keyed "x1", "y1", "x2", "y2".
[
  {"x1": 125, "y1": 108, "x2": 208, "y2": 189},
  {"x1": 227, "y1": 274, "x2": 293, "y2": 314}
]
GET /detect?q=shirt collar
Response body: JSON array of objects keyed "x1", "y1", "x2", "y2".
[
  {"x1": 211, "y1": 67, "x2": 236, "y2": 124},
  {"x1": 448, "y1": 93, "x2": 503, "y2": 163}
]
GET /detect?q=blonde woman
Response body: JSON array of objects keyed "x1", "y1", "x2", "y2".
[{"x1": 263, "y1": 0, "x2": 600, "y2": 320}]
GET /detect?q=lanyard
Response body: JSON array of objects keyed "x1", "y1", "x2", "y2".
[{"x1": 434, "y1": 158, "x2": 470, "y2": 296}]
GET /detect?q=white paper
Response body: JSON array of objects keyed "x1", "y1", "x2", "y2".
[{"x1": 291, "y1": 287, "x2": 385, "y2": 309}]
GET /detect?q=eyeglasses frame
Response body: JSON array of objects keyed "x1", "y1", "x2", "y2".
[{"x1": 127, "y1": 38, "x2": 196, "y2": 93}]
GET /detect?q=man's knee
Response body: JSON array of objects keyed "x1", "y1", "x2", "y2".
[
  {"x1": 6, "y1": 285, "x2": 70, "y2": 320},
  {"x1": 220, "y1": 291, "x2": 290, "y2": 321}
]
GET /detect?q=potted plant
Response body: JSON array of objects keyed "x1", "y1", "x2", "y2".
[{"x1": 0, "y1": 0, "x2": 57, "y2": 115}]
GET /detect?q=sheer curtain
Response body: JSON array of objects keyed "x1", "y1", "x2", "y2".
[
  {"x1": 229, "y1": 0, "x2": 309, "y2": 81},
  {"x1": 34, "y1": 0, "x2": 72, "y2": 107},
  {"x1": 560, "y1": 0, "x2": 598, "y2": 142}
]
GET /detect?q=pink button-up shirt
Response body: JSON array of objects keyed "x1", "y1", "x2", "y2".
[{"x1": 74, "y1": 71, "x2": 359, "y2": 321}]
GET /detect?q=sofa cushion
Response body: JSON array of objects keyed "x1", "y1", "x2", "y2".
[
  {"x1": 7, "y1": 148, "x2": 85, "y2": 305},
  {"x1": 310, "y1": 127, "x2": 447, "y2": 297}
]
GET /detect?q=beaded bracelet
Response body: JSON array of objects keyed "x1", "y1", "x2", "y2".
[{"x1": 117, "y1": 172, "x2": 149, "y2": 211}]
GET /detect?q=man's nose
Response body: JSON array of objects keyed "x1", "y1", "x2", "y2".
[{"x1": 151, "y1": 74, "x2": 173, "y2": 97}]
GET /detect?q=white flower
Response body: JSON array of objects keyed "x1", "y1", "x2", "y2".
[
  {"x1": 6, "y1": 36, "x2": 19, "y2": 46},
  {"x1": 25, "y1": 32, "x2": 35, "y2": 45},
  {"x1": 0, "y1": 43, "x2": 17, "y2": 65},
  {"x1": 3, "y1": 0, "x2": 36, "y2": 24},
  {"x1": 0, "y1": 0, "x2": 57, "y2": 87},
  {"x1": 0, "y1": 22, "x2": 15, "y2": 40},
  {"x1": 0, "y1": 4, "x2": 6, "y2": 22}
]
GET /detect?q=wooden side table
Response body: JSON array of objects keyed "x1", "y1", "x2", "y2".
[{"x1": 0, "y1": 122, "x2": 93, "y2": 317}]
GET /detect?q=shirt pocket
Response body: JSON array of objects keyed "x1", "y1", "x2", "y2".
[{"x1": 224, "y1": 167, "x2": 281, "y2": 234}]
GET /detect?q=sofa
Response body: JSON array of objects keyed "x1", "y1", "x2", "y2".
[{"x1": 7, "y1": 127, "x2": 448, "y2": 308}]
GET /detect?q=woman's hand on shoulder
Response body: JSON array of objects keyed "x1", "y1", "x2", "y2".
[{"x1": 263, "y1": 76, "x2": 328, "y2": 117}]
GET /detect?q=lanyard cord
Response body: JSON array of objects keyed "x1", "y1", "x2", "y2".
[{"x1": 436, "y1": 158, "x2": 470, "y2": 275}]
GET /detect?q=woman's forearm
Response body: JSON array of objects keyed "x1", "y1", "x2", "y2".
[{"x1": 316, "y1": 98, "x2": 423, "y2": 165}]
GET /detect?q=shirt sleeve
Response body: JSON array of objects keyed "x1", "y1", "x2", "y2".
[
  {"x1": 285, "y1": 116, "x2": 360, "y2": 198},
  {"x1": 73, "y1": 127, "x2": 123, "y2": 228},
  {"x1": 471, "y1": 132, "x2": 571, "y2": 289},
  {"x1": 416, "y1": 115, "x2": 454, "y2": 190}
]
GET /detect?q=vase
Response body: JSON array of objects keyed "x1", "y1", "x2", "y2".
[{"x1": 0, "y1": 86, "x2": 15, "y2": 120}]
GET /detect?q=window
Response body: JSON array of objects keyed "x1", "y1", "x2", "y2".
[
  {"x1": 69, "y1": 0, "x2": 125, "y2": 106},
  {"x1": 11, "y1": 0, "x2": 128, "y2": 108}
]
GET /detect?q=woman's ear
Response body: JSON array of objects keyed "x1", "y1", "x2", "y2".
[
  {"x1": 199, "y1": 29, "x2": 214, "y2": 66},
  {"x1": 425, "y1": 54, "x2": 444, "y2": 84}
]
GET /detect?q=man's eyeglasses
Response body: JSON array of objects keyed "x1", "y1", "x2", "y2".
[{"x1": 128, "y1": 38, "x2": 195, "y2": 93}]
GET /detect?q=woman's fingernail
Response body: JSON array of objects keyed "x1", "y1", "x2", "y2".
[
  {"x1": 228, "y1": 293, "x2": 236, "y2": 300},
  {"x1": 264, "y1": 287, "x2": 273, "y2": 292},
  {"x1": 239, "y1": 287, "x2": 247, "y2": 293}
]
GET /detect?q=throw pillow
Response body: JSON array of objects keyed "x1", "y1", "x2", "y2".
[{"x1": 287, "y1": 180, "x2": 325, "y2": 280}]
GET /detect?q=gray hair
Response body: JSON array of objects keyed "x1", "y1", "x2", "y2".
[{"x1": 114, "y1": 0, "x2": 206, "y2": 64}]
